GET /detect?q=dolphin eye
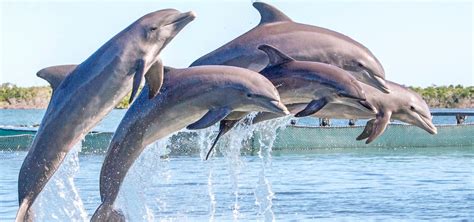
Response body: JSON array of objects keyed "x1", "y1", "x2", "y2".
[
  {"x1": 357, "y1": 62, "x2": 364, "y2": 68},
  {"x1": 247, "y1": 93, "x2": 252, "y2": 98},
  {"x1": 150, "y1": 27, "x2": 158, "y2": 31},
  {"x1": 410, "y1": 106, "x2": 415, "y2": 111}
]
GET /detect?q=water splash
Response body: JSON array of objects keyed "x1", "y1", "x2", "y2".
[
  {"x1": 222, "y1": 114, "x2": 260, "y2": 221},
  {"x1": 195, "y1": 126, "x2": 218, "y2": 220},
  {"x1": 110, "y1": 115, "x2": 290, "y2": 221},
  {"x1": 117, "y1": 134, "x2": 173, "y2": 221},
  {"x1": 32, "y1": 141, "x2": 88, "y2": 221},
  {"x1": 253, "y1": 116, "x2": 291, "y2": 222}
]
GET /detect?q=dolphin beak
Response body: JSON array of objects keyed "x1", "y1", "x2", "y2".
[
  {"x1": 269, "y1": 100, "x2": 290, "y2": 115},
  {"x1": 418, "y1": 113, "x2": 438, "y2": 135},
  {"x1": 373, "y1": 75, "x2": 391, "y2": 94},
  {"x1": 358, "y1": 100, "x2": 378, "y2": 114},
  {"x1": 165, "y1": 11, "x2": 196, "y2": 28}
]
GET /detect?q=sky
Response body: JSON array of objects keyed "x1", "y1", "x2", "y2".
[{"x1": 0, "y1": 0, "x2": 472, "y2": 87}]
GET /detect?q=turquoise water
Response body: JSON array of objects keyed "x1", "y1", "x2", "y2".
[{"x1": 0, "y1": 109, "x2": 473, "y2": 221}]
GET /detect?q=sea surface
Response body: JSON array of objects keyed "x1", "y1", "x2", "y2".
[{"x1": 1, "y1": 109, "x2": 473, "y2": 221}]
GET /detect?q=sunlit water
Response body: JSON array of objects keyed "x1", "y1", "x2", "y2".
[{"x1": 1, "y1": 109, "x2": 473, "y2": 221}]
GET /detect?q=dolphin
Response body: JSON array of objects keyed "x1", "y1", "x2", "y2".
[
  {"x1": 190, "y1": 2, "x2": 389, "y2": 93},
  {"x1": 287, "y1": 81, "x2": 438, "y2": 143},
  {"x1": 204, "y1": 44, "x2": 377, "y2": 160},
  {"x1": 91, "y1": 65, "x2": 289, "y2": 222},
  {"x1": 16, "y1": 9, "x2": 196, "y2": 222}
]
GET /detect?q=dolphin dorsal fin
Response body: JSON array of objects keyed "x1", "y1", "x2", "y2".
[
  {"x1": 253, "y1": 2, "x2": 292, "y2": 25},
  {"x1": 36, "y1": 65, "x2": 77, "y2": 91},
  {"x1": 163, "y1": 66, "x2": 175, "y2": 75},
  {"x1": 258, "y1": 44, "x2": 295, "y2": 67}
]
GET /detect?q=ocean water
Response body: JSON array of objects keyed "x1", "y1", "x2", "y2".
[{"x1": 0, "y1": 109, "x2": 473, "y2": 221}]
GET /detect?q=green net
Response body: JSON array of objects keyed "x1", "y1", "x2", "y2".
[{"x1": 1, "y1": 124, "x2": 473, "y2": 153}]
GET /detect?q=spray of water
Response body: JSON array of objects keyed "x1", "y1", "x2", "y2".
[
  {"x1": 194, "y1": 126, "x2": 218, "y2": 220},
  {"x1": 252, "y1": 116, "x2": 290, "y2": 221},
  {"x1": 32, "y1": 141, "x2": 88, "y2": 221},
  {"x1": 99, "y1": 114, "x2": 290, "y2": 221},
  {"x1": 221, "y1": 114, "x2": 260, "y2": 221},
  {"x1": 117, "y1": 134, "x2": 173, "y2": 221}
]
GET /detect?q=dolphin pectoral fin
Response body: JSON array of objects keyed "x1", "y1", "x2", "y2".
[
  {"x1": 356, "y1": 119, "x2": 376, "y2": 140},
  {"x1": 253, "y1": 2, "x2": 292, "y2": 25},
  {"x1": 294, "y1": 98, "x2": 328, "y2": 117},
  {"x1": 206, "y1": 119, "x2": 240, "y2": 160},
  {"x1": 145, "y1": 59, "x2": 164, "y2": 99},
  {"x1": 258, "y1": 44, "x2": 295, "y2": 67},
  {"x1": 366, "y1": 112, "x2": 391, "y2": 144},
  {"x1": 129, "y1": 59, "x2": 145, "y2": 104},
  {"x1": 187, "y1": 107, "x2": 232, "y2": 130},
  {"x1": 36, "y1": 65, "x2": 77, "y2": 92}
]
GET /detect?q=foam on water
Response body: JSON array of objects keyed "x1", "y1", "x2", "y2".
[{"x1": 32, "y1": 141, "x2": 88, "y2": 221}]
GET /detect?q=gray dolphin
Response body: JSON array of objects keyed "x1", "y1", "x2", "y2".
[
  {"x1": 288, "y1": 81, "x2": 438, "y2": 143},
  {"x1": 91, "y1": 65, "x2": 289, "y2": 222},
  {"x1": 190, "y1": 2, "x2": 389, "y2": 93},
  {"x1": 204, "y1": 44, "x2": 377, "y2": 160},
  {"x1": 16, "y1": 9, "x2": 196, "y2": 222}
]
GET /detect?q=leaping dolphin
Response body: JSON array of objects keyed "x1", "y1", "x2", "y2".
[
  {"x1": 205, "y1": 44, "x2": 377, "y2": 160},
  {"x1": 190, "y1": 2, "x2": 389, "y2": 93},
  {"x1": 91, "y1": 65, "x2": 289, "y2": 222},
  {"x1": 287, "y1": 81, "x2": 438, "y2": 143},
  {"x1": 16, "y1": 9, "x2": 195, "y2": 222}
]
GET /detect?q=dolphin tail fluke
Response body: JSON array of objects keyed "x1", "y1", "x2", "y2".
[
  {"x1": 15, "y1": 200, "x2": 32, "y2": 222},
  {"x1": 91, "y1": 203, "x2": 125, "y2": 222}
]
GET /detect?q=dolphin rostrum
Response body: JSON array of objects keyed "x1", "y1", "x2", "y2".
[
  {"x1": 16, "y1": 9, "x2": 195, "y2": 222},
  {"x1": 91, "y1": 65, "x2": 289, "y2": 221},
  {"x1": 190, "y1": 2, "x2": 389, "y2": 93},
  {"x1": 205, "y1": 44, "x2": 377, "y2": 160},
  {"x1": 289, "y1": 81, "x2": 438, "y2": 143}
]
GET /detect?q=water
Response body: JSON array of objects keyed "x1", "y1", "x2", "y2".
[
  {"x1": 1, "y1": 109, "x2": 473, "y2": 221},
  {"x1": 2, "y1": 148, "x2": 473, "y2": 221},
  {"x1": 1, "y1": 108, "x2": 472, "y2": 131}
]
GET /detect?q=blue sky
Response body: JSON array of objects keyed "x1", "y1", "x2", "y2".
[{"x1": 0, "y1": 0, "x2": 472, "y2": 87}]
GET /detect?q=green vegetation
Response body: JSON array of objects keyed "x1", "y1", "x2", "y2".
[
  {"x1": 116, "y1": 93, "x2": 132, "y2": 109},
  {"x1": 0, "y1": 83, "x2": 52, "y2": 108},
  {"x1": 0, "y1": 83, "x2": 138, "y2": 109},
  {"x1": 0, "y1": 83, "x2": 472, "y2": 109},
  {"x1": 409, "y1": 85, "x2": 473, "y2": 108},
  {"x1": 0, "y1": 83, "x2": 51, "y2": 101}
]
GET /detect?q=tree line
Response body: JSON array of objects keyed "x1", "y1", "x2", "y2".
[{"x1": 1, "y1": 83, "x2": 472, "y2": 109}]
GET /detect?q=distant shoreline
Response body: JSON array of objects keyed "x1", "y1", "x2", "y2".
[{"x1": 1, "y1": 83, "x2": 472, "y2": 109}]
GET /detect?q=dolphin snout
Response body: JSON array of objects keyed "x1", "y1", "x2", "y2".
[
  {"x1": 417, "y1": 113, "x2": 438, "y2": 135},
  {"x1": 373, "y1": 75, "x2": 391, "y2": 93},
  {"x1": 425, "y1": 117, "x2": 438, "y2": 135},
  {"x1": 358, "y1": 100, "x2": 378, "y2": 114},
  {"x1": 166, "y1": 11, "x2": 196, "y2": 27},
  {"x1": 182, "y1": 11, "x2": 197, "y2": 21},
  {"x1": 269, "y1": 100, "x2": 290, "y2": 115}
]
